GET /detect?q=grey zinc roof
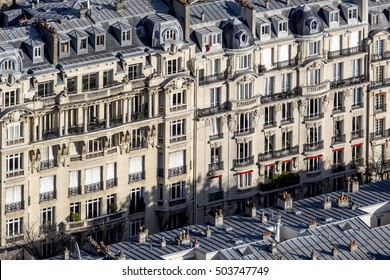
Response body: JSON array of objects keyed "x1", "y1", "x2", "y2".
[
  {"x1": 105, "y1": 180, "x2": 390, "y2": 260},
  {"x1": 189, "y1": 0, "x2": 240, "y2": 26}
]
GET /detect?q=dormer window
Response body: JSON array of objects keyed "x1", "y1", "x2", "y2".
[
  {"x1": 371, "y1": 14, "x2": 379, "y2": 25},
  {"x1": 279, "y1": 22, "x2": 287, "y2": 33},
  {"x1": 96, "y1": 35, "x2": 105, "y2": 46},
  {"x1": 80, "y1": 38, "x2": 87, "y2": 50},
  {"x1": 165, "y1": 29, "x2": 176, "y2": 41},
  {"x1": 308, "y1": 41, "x2": 320, "y2": 56},
  {"x1": 348, "y1": 8, "x2": 357, "y2": 20},
  {"x1": 309, "y1": 19, "x2": 319, "y2": 33},
  {"x1": 122, "y1": 30, "x2": 131, "y2": 42},
  {"x1": 261, "y1": 25, "x2": 270, "y2": 36},
  {"x1": 1, "y1": 60, "x2": 16, "y2": 71},
  {"x1": 210, "y1": 33, "x2": 222, "y2": 45},
  {"x1": 61, "y1": 42, "x2": 69, "y2": 53},
  {"x1": 34, "y1": 46, "x2": 42, "y2": 58},
  {"x1": 330, "y1": 12, "x2": 339, "y2": 23}
]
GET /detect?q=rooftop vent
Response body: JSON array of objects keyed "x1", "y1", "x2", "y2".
[{"x1": 261, "y1": 212, "x2": 268, "y2": 224}]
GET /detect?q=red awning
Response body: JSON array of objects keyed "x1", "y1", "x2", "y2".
[
  {"x1": 282, "y1": 159, "x2": 293, "y2": 163},
  {"x1": 352, "y1": 143, "x2": 363, "y2": 147},
  {"x1": 210, "y1": 175, "x2": 222, "y2": 179},
  {"x1": 307, "y1": 154, "x2": 323, "y2": 160},
  {"x1": 333, "y1": 147, "x2": 344, "y2": 152},
  {"x1": 376, "y1": 92, "x2": 385, "y2": 96},
  {"x1": 237, "y1": 170, "x2": 253, "y2": 175},
  {"x1": 264, "y1": 163, "x2": 275, "y2": 167}
]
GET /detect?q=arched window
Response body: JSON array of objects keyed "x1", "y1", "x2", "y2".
[
  {"x1": 164, "y1": 29, "x2": 176, "y2": 41},
  {"x1": 1, "y1": 60, "x2": 16, "y2": 71}
]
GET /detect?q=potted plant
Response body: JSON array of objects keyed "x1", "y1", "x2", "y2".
[
  {"x1": 71, "y1": 212, "x2": 81, "y2": 222},
  {"x1": 109, "y1": 202, "x2": 118, "y2": 213}
]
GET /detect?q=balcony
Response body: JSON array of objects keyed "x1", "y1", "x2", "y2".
[
  {"x1": 86, "y1": 151, "x2": 104, "y2": 159},
  {"x1": 68, "y1": 125, "x2": 84, "y2": 135},
  {"x1": 67, "y1": 83, "x2": 124, "y2": 103},
  {"x1": 87, "y1": 120, "x2": 106, "y2": 131},
  {"x1": 168, "y1": 166, "x2": 186, "y2": 177},
  {"x1": 371, "y1": 51, "x2": 390, "y2": 62},
  {"x1": 351, "y1": 130, "x2": 364, "y2": 140},
  {"x1": 84, "y1": 182, "x2": 103, "y2": 193},
  {"x1": 5, "y1": 201, "x2": 24, "y2": 213},
  {"x1": 68, "y1": 186, "x2": 81, "y2": 196},
  {"x1": 375, "y1": 104, "x2": 387, "y2": 113},
  {"x1": 5, "y1": 235, "x2": 24, "y2": 244},
  {"x1": 39, "y1": 191, "x2": 56, "y2": 202},
  {"x1": 370, "y1": 78, "x2": 390, "y2": 90},
  {"x1": 40, "y1": 159, "x2": 56, "y2": 170},
  {"x1": 260, "y1": 87, "x2": 301, "y2": 104},
  {"x1": 350, "y1": 158, "x2": 365, "y2": 169},
  {"x1": 258, "y1": 145, "x2": 299, "y2": 162},
  {"x1": 332, "y1": 106, "x2": 345, "y2": 114},
  {"x1": 307, "y1": 171, "x2": 322, "y2": 178},
  {"x1": 303, "y1": 140, "x2": 324, "y2": 152},
  {"x1": 332, "y1": 163, "x2": 346, "y2": 173},
  {"x1": 263, "y1": 120, "x2": 277, "y2": 129},
  {"x1": 130, "y1": 140, "x2": 147, "y2": 150},
  {"x1": 370, "y1": 129, "x2": 390, "y2": 141},
  {"x1": 259, "y1": 172, "x2": 300, "y2": 192},
  {"x1": 43, "y1": 130, "x2": 59, "y2": 140},
  {"x1": 170, "y1": 104, "x2": 187, "y2": 112},
  {"x1": 209, "y1": 161, "x2": 224, "y2": 172},
  {"x1": 327, "y1": 46, "x2": 363, "y2": 59},
  {"x1": 231, "y1": 96, "x2": 260, "y2": 110},
  {"x1": 199, "y1": 72, "x2": 226, "y2": 85},
  {"x1": 170, "y1": 135, "x2": 186, "y2": 143},
  {"x1": 276, "y1": 57, "x2": 298, "y2": 70},
  {"x1": 209, "y1": 191, "x2": 224, "y2": 202},
  {"x1": 304, "y1": 112, "x2": 324, "y2": 122},
  {"x1": 128, "y1": 171, "x2": 145, "y2": 182},
  {"x1": 210, "y1": 133, "x2": 224, "y2": 141},
  {"x1": 168, "y1": 198, "x2": 187, "y2": 207},
  {"x1": 61, "y1": 210, "x2": 127, "y2": 232},
  {"x1": 332, "y1": 134, "x2": 346, "y2": 145},
  {"x1": 330, "y1": 75, "x2": 366, "y2": 89},
  {"x1": 281, "y1": 117, "x2": 294, "y2": 125},
  {"x1": 7, "y1": 137, "x2": 24, "y2": 146},
  {"x1": 6, "y1": 170, "x2": 24, "y2": 179},
  {"x1": 234, "y1": 127, "x2": 255, "y2": 137},
  {"x1": 106, "y1": 177, "x2": 118, "y2": 188},
  {"x1": 351, "y1": 102, "x2": 364, "y2": 110},
  {"x1": 301, "y1": 82, "x2": 328, "y2": 95},
  {"x1": 197, "y1": 102, "x2": 231, "y2": 118},
  {"x1": 131, "y1": 112, "x2": 148, "y2": 122},
  {"x1": 233, "y1": 156, "x2": 254, "y2": 168},
  {"x1": 39, "y1": 222, "x2": 57, "y2": 234}
]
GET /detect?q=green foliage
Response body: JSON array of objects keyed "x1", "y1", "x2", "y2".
[
  {"x1": 110, "y1": 203, "x2": 118, "y2": 213},
  {"x1": 271, "y1": 172, "x2": 299, "y2": 187},
  {"x1": 70, "y1": 212, "x2": 81, "y2": 222}
]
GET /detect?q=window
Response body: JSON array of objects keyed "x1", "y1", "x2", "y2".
[
  {"x1": 352, "y1": 88, "x2": 362, "y2": 107},
  {"x1": 309, "y1": 19, "x2": 319, "y2": 33},
  {"x1": 307, "y1": 98, "x2": 321, "y2": 118},
  {"x1": 7, "y1": 122, "x2": 23, "y2": 144},
  {"x1": 237, "y1": 171, "x2": 252, "y2": 188},
  {"x1": 122, "y1": 30, "x2": 131, "y2": 42},
  {"x1": 352, "y1": 144, "x2": 362, "y2": 160},
  {"x1": 237, "y1": 112, "x2": 253, "y2": 133},
  {"x1": 79, "y1": 38, "x2": 87, "y2": 50},
  {"x1": 131, "y1": 128, "x2": 145, "y2": 149},
  {"x1": 3, "y1": 90, "x2": 20, "y2": 107},
  {"x1": 107, "y1": 194, "x2": 117, "y2": 213},
  {"x1": 129, "y1": 218, "x2": 144, "y2": 237},
  {"x1": 85, "y1": 167, "x2": 102, "y2": 190},
  {"x1": 39, "y1": 175, "x2": 56, "y2": 201},
  {"x1": 70, "y1": 202, "x2": 81, "y2": 219},
  {"x1": 167, "y1": 58, "x2": 179, "y2": 75},
  {"x1": 82, "y1": 73, "x2": 98, "y2": 92},
  {"x1": 106, "y1": 162, "x2": 117, "y2": 188},
  {"x1": 237, "y1": 82, "x2": 253, "y2": 100},
  {"x1": 6, "y1": 218, "x2": 23, "y2": 237},
  {"x1": 375, "y1": 66, "x2": 384, "y2": 82},
  {"x1": 308, "y1": 41, "x2": 320, "y2": 56},
  {"x1": 261, "y1": 24, "x2": 270, "y2": 36},
  {"x1": 5, "y1": 185, "x2": 23, "y2": 212},
  {"x1": 330, "y1": 12, "x2": 339, "y2": 23},
  {"x1": 6, "y1": 153, "x2": 23, "y2": 177},
  {"x1": 375, "y1": 119, "x2": 385, "y2": 136},
  {"x1": 281, "y1": 103, "x2": 292, "y2": 122},
  {"x1": 38, "y1": 81, "x2": 54, "y2": 97},
  {"x1": 307, "y1": 69, "x2": 320, "y2": 86},
  {"x1": 128, "y1": 63, "x2": 143, "y2": 80},
  {"x1": 169, "y1": 212, "x2": 186, "y2": 229},
  {"x1": 170, "y1": 119, "x2": 186, "y2": 140},
  {"x1": 264, "y1": 76, "x2": 274, "y2": 96},
  {"x1": 129, "y1": 156, "x2": 145, "y2": 182},
  {"x1": 278, "y1": 21, "x2": 287, "y2": 33},
  {"x1": 352, "y1": 116, "x2": 362, "y2": 132},
  {"x1": 165, "y1": 29, "x2": 176, "y2": 41},
  {"x1": 281, "y1": 73, "x2": 291, "y2": 92},
  {"x1": 88, "y1": 138, "x2": 104, "y2": 153},
  {"x1": 333, "y1": 63, "x2": 343, "y2": 81},
  {"x1": 170, "y1": 181, "x2": 186, "y2": 200},
  {"x1": 1, "y1": 59, "x2": 15, "y2": 70},
  {"x1": 129, "y1": 187, "x2": 145, "y2": 214},
  {"x1": 40, "y1": 207, "x2": 55, "y2": 226},
  {"x1": 308, "y1": 157, "x2": 321, "y2": 172},
  {"x1": 209, "y1": 33, "x2": 222, "y2": 45},
  {"x1": 375, "y1": 93, "x2": 385, "y2": 111},
  {"x1": 103, "y1": 70, "x2": 113, "y2": 87},
  {"x1": 210, "y1": 87, "x2": 221, "y2": 107},
  {"x1": 171, "y1": 91, "x2": 186, "y2": 110},
  {"x1": 211, "y1": 117, "x2": 221, "y2": 137},
  {"x1": 333, "y1": 92, "x2": 344, "y2": 111},
  {"x1": 60, "y1": 42, "x2": 69, "y2": 54},
  {"x1": 67, "y1": 77, "x2": 77, "y2": 94},
  {"x1": 85, "y1": 198, "x2": 101, "y2": 219},
  {"x1": 348, "y1": 8, "x2": 357, "y2": 20},
  {"x1": 40, "y1": 146, "x2": 56, "y2": 169},
  {"x1": 282, "y1": 160, "x2": 292, "y2": 172},
  {"x1": 69, "y1": 171, "x2": 81, "y2": 196},
  {"x1": 211, "y1": 146, "x2": 221, "y2": 164},
  {"x1": 237, "y1": 141, "x2": 252, "y2": 159},
  {"x1": 264, "y1": 164, "x2": 275, "y2": 180},
  {"x1": 371, "y1": 14, "x2": 379, "y2": 25},
  {"x1": 333, "y1": 149, "x2": 344, "y2": 165},
  {"x1": 282, "y1": 131, "x2": 291, "y2": 149},
  {"x1": 169, "y1": 150, "x2": 186, "y2": 176},
  {"x1": 375, "y1": 40, "x2": 384, "y2": 57},
  {"x1": 34, "y1": 46, "x2": 42, "y2": 58},
  {"x1": 262, "y1": 48, "x2": 273, "y2": 68},
  {"x1": 264, "y1": 106, "x2": 274, "y2": 126},
  {"x1": 210, "y1": 58, "x2": 221, "y2": 75},
  {"x1": 351, "y1": 59, "x2": 361, "y2": 77},
  {"x1": 96, "y1": 35, "x2": 105, "y2": 46},
  {"x1": 307, "y1": 126, "x2": 320, "y2": 144},
  {"x1": 236, "y1": 54, "x2": 251, "y2": 70},
  {"x1": 264, "y1": 135, "x2": 274, "y2": 153},
  {"x1": 210, "y1": 176, "x2": 222, "y2": 193}
]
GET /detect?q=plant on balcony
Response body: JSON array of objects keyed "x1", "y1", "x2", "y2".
[
  {"x1": 70, "y1": 212, "x2": 81, "y2": 222},
  {"x1": 109, "y1": 203, "x2": 118, "y2": 213}
]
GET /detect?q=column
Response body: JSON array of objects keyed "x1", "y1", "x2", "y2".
[
  {"x1": 83, "y1": 107, "x2": 88, "y2": 133},
  {"x1": 32, "y1": 117, "x2": 37, "y2": 142},
  {"x1": 154, "y1": 91, "x2": 159, "y2": 117},
  {"x1": 127, "y1": 97, "x2": 132, "y2": 123},
  {"x1": 148, "y1": 92, "x2": 153, "y2": 118},
  {"x1": 38, "y1": 115, "x2": 43, "y2": 141},
  {"x1": 106, "y1": 103, "x2": 110, "y2": 128},
  {"x1": 59, "y1": 111, "x2": 64, "y2": 137},
  {"x1": 64, "y1": 110, "x2": 68, "y2": 136}
]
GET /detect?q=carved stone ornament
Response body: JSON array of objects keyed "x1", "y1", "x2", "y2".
[
  {"x1": 12, "y1": 111, "x2": 21, "y2": 122},
  {"x1": 175, "y1": 78, "x2": 183, "y2": 89}
]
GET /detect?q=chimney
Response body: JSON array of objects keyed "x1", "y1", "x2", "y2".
[
  {"x1": 337, "y1": 192, "x2": 349, "y2": 207},
  {"x1": 173, "y1": 0, "x2": 190, "y2": 41},
  {"x1": 238, "y1": 0, "x2": 256, "y2": 35},
  {"x1": 208, "y1": 209, "x2": 223, "y2": 226},
  {"x1": 264, "y1": 0, "x2": 269, "y2": 9},
  {"x1": 137, "y1": 225, "x2": 149, "y2": 243},
  {"x1": 308, "y1": 219, "x2": 317, "y2": 228},
  {"x1": 270, "y1": 243, "x2": 278, "y2": 254},
  {"x1": 275, "y1": 215, "x2": 281, "y2": 243},
  {"x1": 323, "y1": 197, "x2": 332, "y2": 210},
  {"x1": 175, "y1": 229, "x2": 190, "y2": 245},
  {"x1": 262, "y1": 231, "x2": 272, "y2": 241},
  {"x1": 115, "y1": 251, "x2": 126, "y2": 260},
  {"x1": 201, "y1": 11, "x2": 205, "y2": 22},
  {"x1": 277, "y1": 191, "x2": 293, "y2": 210},
  {"x1": 34, "y1": 20, "x2": 58, "y2": 64},
  {"x1": 245, "y1": 199, "x2": 257, "y2": 218},
  {"x1": 286, "y1": 0, "x2": 290, "y2": 5},
  {"x1": 193, "y1": 237, "x2": 200, "y2": 249},
  {"x1": 160, "y1": 237, "x2": 166, "y2": 248},
  {"x1": 63, "y1": 248, "x2": 70, "y2": 260},
  {"x1": 349, "y1": 240, "x2": 358, "y2": 253},
  {"x1": 332, "y1": 246, "x2": 338, "y2": 257},
  {"x1": 357, "y1": 0, "x2": 368, "y2": 23},
  {"x1": 261, "y1": 212, "x2": 268, "y2": 224},
  {"x1": 311, "y1": 249, "x2": 317, "y2": 260},
  {"x1": 205, "y1": 226, "x2": 212, "y2": 238},
  {"x1": 115, "y1": 0, "x2": 125, "y2": 11}
]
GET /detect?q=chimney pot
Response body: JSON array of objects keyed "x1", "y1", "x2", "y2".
[
  {"x1": 206, "y1": 226, "x2": 212, "y2": 237},
  {"x1": 332, "y1": 246, "x2": 338, "y2": 257},
  {"x1": 270, "y1": 243, "x2": 277, "y2": 254},
  {"x1": 63, "y1": 248, "x2": 70, "y2": 260},
  {"x1": 311, "y1": 249, "x2": 317, "y2": 260},
  {"x1": 261, "y1": 212, "x2": 268, "y2": 224},
  {"x1": 160, "y1": 237, "x2": 166, "y2": 248}
]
